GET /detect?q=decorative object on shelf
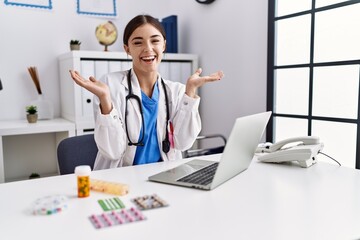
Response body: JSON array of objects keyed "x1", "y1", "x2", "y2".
[
  {"x1": 26, "y1": 105, "x2": 38, "y2": 123},
  {"x1": 70, "y1": 39, "x2": 81, "y2": 51},
  {"x1": 195, "y1": 0, "x2": 216, "y2": 4},
  {"x1": 27, "y1": 66, "x2": 42, "y2": 95},
  {"x1": 31, "y1": 94, "x2": 54, "y2": 120},
  {"x1": 27, "y1": 66, "x2": 54, "y2": 120},
  {"x1": 95, "y1": 21, "x2": 118, "y2": 51}
]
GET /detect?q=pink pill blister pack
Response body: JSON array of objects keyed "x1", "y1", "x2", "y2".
[{"x1": 89, "y1": 207, "x2": 146, "y2": 229}]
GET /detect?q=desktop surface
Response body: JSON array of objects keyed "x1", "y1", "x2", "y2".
[{"x1": 0, "y1": 154, "x2": 360, "y2": 240}]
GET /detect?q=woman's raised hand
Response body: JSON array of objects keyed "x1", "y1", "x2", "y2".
[
  {"x1": 69, "y1": 70, "x2": 110, "y2": 97},
  {"x1": 185, "y1": 68, "x2": 224, "y2": 98},
  {"x1": 69, "y1": 70, "x2": 112, "y2": 114}
]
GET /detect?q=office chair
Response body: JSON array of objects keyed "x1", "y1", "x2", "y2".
[
  {"x1": 183, "y1": 134, "x2": 227, "y2": 158},
  {"x1": 57, "y1": 134, "x2": 98, "y2": 175}
]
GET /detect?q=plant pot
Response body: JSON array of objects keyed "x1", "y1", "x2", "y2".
[
  {"x1": 29, "y1": 173, "x2": 40, "y2": 179},
  {"x1": 27, "y1": 114, "x2": 38, "y2": 123},
  {"x1": 70, "y1": 44, "x2": 80, "y2": 51}
]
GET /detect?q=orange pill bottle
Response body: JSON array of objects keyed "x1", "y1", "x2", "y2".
[{"x1": 75, "y1": 165, "x2": 91, "y2": 198}]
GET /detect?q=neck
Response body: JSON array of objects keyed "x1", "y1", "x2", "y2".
[{"x1": 132, "y1": 68, "x2": 158, "y2": 97}]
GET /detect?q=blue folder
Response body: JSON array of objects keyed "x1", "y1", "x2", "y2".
[{"x1": 161, "y1": 15, "x2": 178, "y2": 53}]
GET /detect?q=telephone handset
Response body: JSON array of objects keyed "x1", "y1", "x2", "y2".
[{"x1": 257, "y1": 136, "x2": 324, "y2": 168}]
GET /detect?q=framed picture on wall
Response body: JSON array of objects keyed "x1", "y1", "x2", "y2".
[
  {"x1": 77, "y1": 0, "x2": 117, "y2": 17},
  {"x1": 4, "y1": 0, "x2": 52, "y2": 9}
]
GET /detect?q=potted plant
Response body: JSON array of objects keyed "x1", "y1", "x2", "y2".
[
  {"x1": 70, "y1": 39, "x2": 81, "y2": 51},
  {"x1": 26, "y1": 105, "x2": 38, "y2": 123},
  {"x1": 29, "y1": 172, "x2": 40, "y2": 179}
]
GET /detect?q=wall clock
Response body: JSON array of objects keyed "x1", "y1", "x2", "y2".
[{"x1": 196, "y1": 0, "x2": 216, "y2": 4}]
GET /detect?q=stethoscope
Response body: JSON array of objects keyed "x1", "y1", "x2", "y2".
[{"x1": 125, "y1": 69, "x2": 171, "y2": 153}]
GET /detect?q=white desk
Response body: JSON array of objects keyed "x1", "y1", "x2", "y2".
[
  {"x1": 0, "y1": 118, "x2": 75, "y2": 183},
  {"x1": 0, "y1": 154, "x2": 360, "y2": 240}
]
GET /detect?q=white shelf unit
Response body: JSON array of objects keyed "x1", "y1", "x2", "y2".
[
  {"x1": 0, "y1": 118, "x2": 75, "y2": 183},
  {"x1": 58, "y1": 50, "x2": 198, "y2": 135}
]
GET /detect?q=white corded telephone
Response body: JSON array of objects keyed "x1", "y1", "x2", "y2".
[{"x1": 256, "y1": 136, "x2": 324, "y2": 168}]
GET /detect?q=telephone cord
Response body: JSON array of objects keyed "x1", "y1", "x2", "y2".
[{"x1": 318, "y1": 151, "x2": 341, "y2": 166}]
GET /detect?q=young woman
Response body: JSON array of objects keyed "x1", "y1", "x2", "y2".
[{"x1": 69, "y1": 15, "x2": 224, "y2": 170}]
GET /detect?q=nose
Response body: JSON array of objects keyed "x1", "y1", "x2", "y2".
[{"x1": 143, "y1": 41, "x2": 152, "y2": 52}]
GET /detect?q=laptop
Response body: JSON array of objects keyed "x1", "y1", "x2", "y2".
[{"x1": 148, "y1": 111, "x2": 271, "y2": 190}]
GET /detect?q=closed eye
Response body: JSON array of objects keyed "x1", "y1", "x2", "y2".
[{"x1": 131, "y1": 36, "x2": 143, "y2": 45}]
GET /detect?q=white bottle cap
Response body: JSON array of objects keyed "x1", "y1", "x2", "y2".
[{"x1": 74, "y1": 165, "x2": 91, "y2": 176}]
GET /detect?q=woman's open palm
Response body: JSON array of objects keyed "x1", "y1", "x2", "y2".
[
  {"x1": 69, "y1": 70, "x2": 110, "y2": 99},
  {"x1": 186, "y1": 68, "x2": 224, "y2": 97}
]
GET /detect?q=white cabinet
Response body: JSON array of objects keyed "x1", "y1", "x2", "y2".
[
  {"x1": 0, "y1": 119, "x2": 75, "y2": 183},
  {"x1": 58, "y1": 51, "x2": 198, "y2": 135}
]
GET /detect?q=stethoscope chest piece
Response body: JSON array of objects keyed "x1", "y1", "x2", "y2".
[{"x1": 162, "y1": 139, "x2": 170, "y2": 153}]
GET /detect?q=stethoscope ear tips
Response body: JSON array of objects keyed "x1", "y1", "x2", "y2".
[{"x1": 162, "y1": 140, "x2": 170, "y2": 153}]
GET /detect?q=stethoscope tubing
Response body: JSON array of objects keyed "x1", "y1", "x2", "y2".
[{"x1": 125, "y1": 69, "x2": 170, "y2": 153}]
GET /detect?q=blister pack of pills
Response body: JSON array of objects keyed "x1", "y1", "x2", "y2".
[
  {"x1": 98, "y1": 197, "x2": 125, "y2": 211},
  {"x1": 132, "y1": 194, "x2": 168, "y2": 210},
  {"x1": 88, "y1": 207, "x2": 146, "y2": 229}
]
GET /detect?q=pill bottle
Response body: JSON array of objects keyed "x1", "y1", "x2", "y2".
[{"x1": 75, "y1": 165, "x2": 91, "y2": 198}]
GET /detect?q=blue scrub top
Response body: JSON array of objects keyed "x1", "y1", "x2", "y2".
[{"x1": 133, "y1": 82, "x2": 161, "y2": 165}]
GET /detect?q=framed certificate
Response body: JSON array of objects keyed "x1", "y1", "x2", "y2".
[
  {"x1": 77, "y1": 0, "x2": 117, "y2": 17},
  {"x1": 4, "y1": 0, "x2": 52, "y2": 9}
]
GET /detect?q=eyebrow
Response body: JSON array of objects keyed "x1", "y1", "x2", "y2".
[{"x1": 131, "y1": 34, "x2": 162, "y2": 41}]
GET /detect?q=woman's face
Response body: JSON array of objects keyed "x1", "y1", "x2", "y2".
[{"x1": 124, "y1": 23, "x2": 166, "y2": 74}]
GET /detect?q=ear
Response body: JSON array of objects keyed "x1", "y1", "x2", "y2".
[
  {"x1": 163, "y1": 40, "x2": 167, "y2": 53},
  {"x1": 123, "y1": 44, "x2": 131, "y2": 55}
]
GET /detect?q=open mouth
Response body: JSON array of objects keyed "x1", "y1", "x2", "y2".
[{"x1": 140, "y1": 55, "x2": 156, "y2": 63}]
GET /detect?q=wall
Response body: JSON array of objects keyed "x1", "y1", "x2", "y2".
[{"x1": 0, "y1": 0, "x2": 268, "y2": 140}]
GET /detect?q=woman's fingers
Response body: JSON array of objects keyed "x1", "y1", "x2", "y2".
[
  {"x1": 186, "y1": 69, "x2": 224, "y2": 98},
  {"x1": 206, "y1": 70, "x2": 224, "y2": 81},
  {"x1": 89, "y1": 76, "x2": 97, "y2": 82},
  {"x1": 195, "y1": 68, "x2": 203, "y2": 75},
  {"x1": 188, "y1": 69, "x2": 224, "y2": 86},
  {"x1": 211, "y1": 70, "x2": 224, "y2": 79},
  {"x1": 69, "y1": 70, "x2": 83, "y2": 82},
  {"x1": 199, "y1": 70, "x2": 224, "y2": 84},
  {"x1": 69, "y1": 70, "x2": 98, "y2": 86}
]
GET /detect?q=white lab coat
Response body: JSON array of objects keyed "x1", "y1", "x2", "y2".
[{"x1": 92, "y1": 70, "x2": 201, "y2": 170}]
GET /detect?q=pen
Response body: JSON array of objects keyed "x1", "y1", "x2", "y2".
[{"x1": 169, "y1": 121, "x2": 174, "y2": 148}]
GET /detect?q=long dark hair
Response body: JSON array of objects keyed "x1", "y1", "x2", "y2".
[{"x1": 123, "y1": 15, "x2": 166, "y2": 46}]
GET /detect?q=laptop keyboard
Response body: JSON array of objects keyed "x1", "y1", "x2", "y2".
[{"x1": 176, "y1": 162, "x2": 219, "y2": 186}]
